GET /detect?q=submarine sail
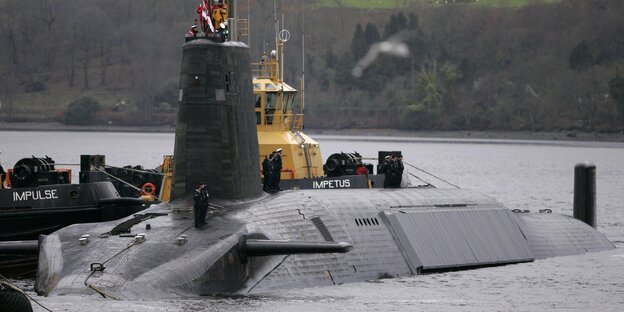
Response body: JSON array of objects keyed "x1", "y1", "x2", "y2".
[{"x1": 172, "y1": 38, "x2": 262, "y2": 201}]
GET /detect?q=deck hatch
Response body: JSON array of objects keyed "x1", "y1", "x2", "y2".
[{"x1": 382, "y1": 208, "x2": 535, "y2": 273}]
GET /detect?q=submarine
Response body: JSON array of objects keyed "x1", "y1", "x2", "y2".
[{"x1": 34, "y1": 1, "x2": 613, "y2": 299}]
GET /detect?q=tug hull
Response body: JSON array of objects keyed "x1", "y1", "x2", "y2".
[{"x1": 0, "y1": 182, "x2": 148, "y2": 241}]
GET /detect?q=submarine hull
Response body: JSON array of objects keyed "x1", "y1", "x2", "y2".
[{"x1": 35, "y1": 187, "x2": 613, "y2": 298}]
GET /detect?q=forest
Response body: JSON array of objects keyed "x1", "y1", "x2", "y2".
[{"x1": 1, "y1": 0, "x2": 623, "y2": 132}]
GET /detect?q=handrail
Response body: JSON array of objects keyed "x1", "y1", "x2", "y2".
[
  {"x1": 292, "y1": 130, "x2": 313, "y2": 178},
  {"x1": 251, "y1": 62, "x2": 278, "y2": 80},
  {"x1": 282, "y1": 168, "x2": 296, "y2": 179}
]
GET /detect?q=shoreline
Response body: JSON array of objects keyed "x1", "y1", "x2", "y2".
[
  {"x1": 2, "y1": 121, "x2": 624, "y2": 142},
  {"x1": 0, "y1": 122, "x2": 176, "y2": 133},
  {"x1": 306, "y1": 128, "x2": 624, "y2": 143}
]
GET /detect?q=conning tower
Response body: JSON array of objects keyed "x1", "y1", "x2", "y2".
[{"x1": 172, "y1": 4, "x2": 261, "y2": 201}]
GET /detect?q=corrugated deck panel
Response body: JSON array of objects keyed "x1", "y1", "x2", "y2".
[
  {"x1": 383, "y1": 208, "x2": 534, "y2": 272},
  {"x1": 245, "y1": 191, "x2": 412, "y2": 292},
  {"x1": 245, "y1": 187, "x2": 517, "y2": 291},
  {"x1": 514, "y1": 213, "x2": 614, "y2": 259}
]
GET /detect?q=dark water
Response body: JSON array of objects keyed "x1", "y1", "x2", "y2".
[{"x1": 1, "y1": 131, "x2": 623, "y2": 312}]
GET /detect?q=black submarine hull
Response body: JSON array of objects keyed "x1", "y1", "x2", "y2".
[{"x1": 35, "y1": 187, "x2": 613, "y2": 298}]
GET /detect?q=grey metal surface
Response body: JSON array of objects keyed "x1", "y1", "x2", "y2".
[
  {"x1": 36, "y1": 202, "x2": 258, "y2": 298},
  {"x1": 514, "y1": 212, "x2": 614, "y2": 259},
  {"x1": 172, "y1": 39, "x2": 261, "y2": 201},
  {"x1": 35, "y1": 186, "x2": 615, "y2": 298},
  {"x1": 242, "y1": 189, "x2": 413, "y2": 292},
  {"x1": 240, "y1": 188, "x2": 512, "y2": 293},
  {"x1": 310, "y1": 216, "x2": 334, "y2": 241},
  {"x1": 382, "y1": 208, "x2": 534, "y2": 272}
]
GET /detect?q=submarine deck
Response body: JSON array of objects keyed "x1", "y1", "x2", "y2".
[{"x1": 36, "y1": 187, "x2": 614, "y2": 298}]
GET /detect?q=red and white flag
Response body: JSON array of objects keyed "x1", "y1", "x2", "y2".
[{"x1": 201, "y1": 0, "x2": 215, "y2": 33}]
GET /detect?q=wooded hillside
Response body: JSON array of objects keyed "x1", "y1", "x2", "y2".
[{"x1": 1, "y1": 0, "x2": 623, "y2": 132}]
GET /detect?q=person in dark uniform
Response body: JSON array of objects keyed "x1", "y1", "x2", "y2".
[
  {"x1": 381, "y1": 155, "x2": 390, "y2": 188},
  {"x1": 0, "y1": 151, "x2": 5, "y2": 189},
  {"x1": 193, "y1": 183, "x2": 209, "y2": 228},
  {"x1": 387, "y1": 154, "x2": 399, "y2": 188},
  {"x1": 395, "y1": 154, "x2": 404, "y2": 188},
  {"x1": 273, "y1": 148, "x2": 283, "y2": 191},
  {"x1": 262, "y1": 153, "x2": 275, "y2": 193}
]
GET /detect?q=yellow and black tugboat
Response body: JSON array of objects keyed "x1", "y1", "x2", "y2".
[
  {"x1": 251, "y1": 32, "x2": 386, "y2": 191},
  {"x1": 252, "y1": 37, "x2": 322, "y2": 180}
]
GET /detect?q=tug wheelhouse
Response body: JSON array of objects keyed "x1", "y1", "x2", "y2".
[{"x1": 252, "y1": 37, "x2": 323, "y2": 180}]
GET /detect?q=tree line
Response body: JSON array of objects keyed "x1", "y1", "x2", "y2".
[
  {"x1": 1, "y1": 0, "x2": 623, "y2": 132},
  {"x1": 0, "y1": 0, "x2": 194, "y2": 125},
  {"x1": 303, "y1": 0, "x2": 624, "y2": 132}
]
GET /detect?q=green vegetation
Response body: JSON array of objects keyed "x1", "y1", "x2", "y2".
[
  {"x1": 314, "y1": 0, "x2": 415, "y2": 9},
  {"x1": 305, "y1": 0, "x2": 624, "y2": 131},
  {"x1": 609, "y1": 70, "x2": 624, "y2": 123},
  {"x1": 64, "y1": 97, "x2": 101, "y2": 125},
  {"x1": 470, "y1": 0, "x2": 560, "y2": 7},
  {"x1": 313, "y1": 0, "x2": 559, "y2": 9},
  {"x1": 1, "y1": 0, "x2": 622, "y2": 132}
]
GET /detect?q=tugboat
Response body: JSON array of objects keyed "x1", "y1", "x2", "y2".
[
  {"x1": 252, "y1": 36, "x2": 386, "y2": 190},
  {"x1": 0, "y1": 155, "x2": 156, "y2": 242},
  {"x1": 34, "y1": 0, "x2": 613, "y2": 299},
  {"x1": 0, "y1": 155, "x2": 153, "y2": 276}
]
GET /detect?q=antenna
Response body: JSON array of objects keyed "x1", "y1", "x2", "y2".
[{"x1": 273, "y1": 0, "x2": 279, "y2": 80}]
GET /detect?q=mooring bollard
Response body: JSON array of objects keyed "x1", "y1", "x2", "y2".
[{"x1": 573, "y1": 162, "x2": 596, "y2": 228}]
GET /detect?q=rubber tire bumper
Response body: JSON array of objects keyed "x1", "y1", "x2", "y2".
[{"x1": 0, "y1": 283, "x2": 33, "y2": 312}]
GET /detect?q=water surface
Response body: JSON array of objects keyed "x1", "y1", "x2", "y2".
[{"x1": 1, "y1": 131, "x2": 622, "y2": 311}]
